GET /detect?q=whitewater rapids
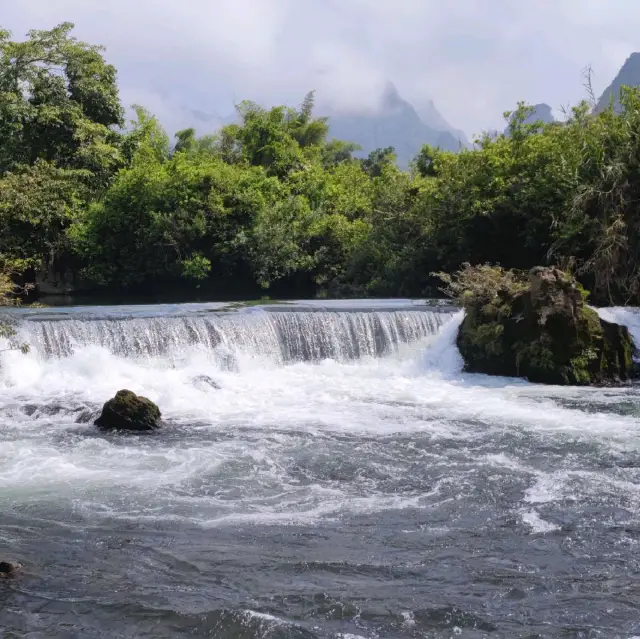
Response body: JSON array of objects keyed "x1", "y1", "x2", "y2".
[{"x1": 0, "y1": 301, "x2": 639, "y2": 638}]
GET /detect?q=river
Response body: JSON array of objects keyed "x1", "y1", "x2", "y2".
[{"x1": 1, "y1": 300, "x2": 639, "y2": 638}]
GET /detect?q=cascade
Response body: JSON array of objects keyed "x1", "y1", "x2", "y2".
[{"x1": 13, "y1": 308, "x2": 454, "y2": 365}]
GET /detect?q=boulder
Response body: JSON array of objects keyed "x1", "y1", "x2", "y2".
[
  {"x1": 0, "y1": 561, "x2": 22, "y2": 578},
  {"x1": 454, "y1": 265, "x2": 636, "y2": 385},
  {"x1": 95, "y1": 389, "x2": 161, "y2": 431}
]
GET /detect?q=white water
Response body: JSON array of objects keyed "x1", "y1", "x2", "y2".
[
  {"x1": 1, "y1": 305, "x2": 639, "y2": 533},
  {"x1": 598, "y1": 306, "x2": 640, "y2": 361}
]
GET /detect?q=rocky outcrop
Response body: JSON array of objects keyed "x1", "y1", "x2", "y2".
[
  {"x1": 596, "y1": 52, "x2": 640, "y2": 114},
  {"x1": 456, "y1": 266, "x2": 636, "y2": 385},
  {"x1": 0, "y1": 561, "x2": 22, "y2": 578},
  {"x1": 95, "y1": 390, "x2": 161, "y2": 431}
]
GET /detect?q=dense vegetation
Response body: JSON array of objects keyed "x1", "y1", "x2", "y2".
[{"x1": 2, "y1": 23, "x2": 640, "y2": 305}]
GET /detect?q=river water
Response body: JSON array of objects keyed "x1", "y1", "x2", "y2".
[{"x1": 1, "y1": 300, "x2": 640, "y2": 638}]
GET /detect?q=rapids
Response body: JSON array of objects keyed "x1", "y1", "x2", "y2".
[{"x1": 1, "y1": 300, "x2": 640, "y2": 638}]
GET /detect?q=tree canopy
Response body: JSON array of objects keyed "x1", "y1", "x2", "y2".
[{"x1": 2, "y1": 23, "x2": 640, "y2": 306}]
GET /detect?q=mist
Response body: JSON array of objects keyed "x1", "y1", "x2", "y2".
[{"x1": 4, "y1": 0, "x2": 640, "y2": 136}]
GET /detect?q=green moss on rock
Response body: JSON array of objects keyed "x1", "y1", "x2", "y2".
[
  {"x1": 95, "y1": 389, "x2": 161, "y2": 431},
  {"x1": 454, "y1": 265, "x2": 636, "y2": 385}
]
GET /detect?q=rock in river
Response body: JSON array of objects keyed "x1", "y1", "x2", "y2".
[
  {"x1": 453, "y1": 265, "x2": 636, "y2": 385},
  {"x1": 94, "y1": 389, "x2": 161, "y2": 431},
  {"x1": 0, "y1": 561, "x2": 22, "y2": 578}
]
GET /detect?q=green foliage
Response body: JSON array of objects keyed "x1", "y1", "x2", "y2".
[
  {"x1": 321, "y1": 139, "x2": 361, "y2": 168},
  {"x1": 3, "y1": 21, "x2": 640, "y2": 305},
  {"x1": 0, "y1": 22, "x2": 123, "y2": 180},
  {"x1": 549, "y1": 88, "x2": 640, "y2": 303},
  {"x1": 418, "y1": 105, "x2": 581, "y2": 274},
  {"x1": 216, "y1": 92, "x2": 330, "y2": 179},
  {"x1": 435, "y1": 263, "x2": 528, "y2": 314},
  {"x1": 70, "y1": 151, "x2": 279, "y2": 287},
  {"x1": 0, "y1": 160, "x2": 87, "y2": 267},
  {"x1": 180, "y1": 254, "x2": 211, "y2": 280},
  {"x1": 0, "y1": 22, "x2": 124, "y2": 281},
  {"x1": 361, "y1": 146, "x2": 397, "y2": 178}
]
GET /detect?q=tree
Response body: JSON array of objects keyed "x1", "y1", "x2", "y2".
[
  {"x1": 0, "y1": 160, "x2": 87, "y2": 275},
  {"x1": 173, "y1": 128, "x2": 197, "y2": 155},
  {"x1": 0, "y1": 22, "x2": 125, "y2": 284},
  {"x1": 121, "y1": 105, "x2": 170, "y2": 165},
  {"x1": 0, "y1": 22, "x2": 124, "y2": 184},
  {"x1": 361, "y1": 147, "x2": 396, "y2": 178},
  {"x1": 550, "y1": 89, "x2": 640, "y2": 303},
  {"x1": 321, "y1": 139, "x2": 361, "y2": 168}
]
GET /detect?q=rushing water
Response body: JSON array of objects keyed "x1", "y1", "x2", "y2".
[{"x1": 1, "y1": 300, "x2": 640, "y2": 638}]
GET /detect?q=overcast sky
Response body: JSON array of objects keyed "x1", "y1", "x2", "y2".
[{"x1": 3, "y1": 0, "x2": 639, "y2": 137}]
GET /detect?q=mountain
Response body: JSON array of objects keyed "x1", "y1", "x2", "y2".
[
  {"x1": 524, "y1": 103, "x2": 554, "y2": 125},
  {"x1": 504, "y1": 103, "x2": 554, "y2": 136},
  {"x1": 418, "y1": 99, "x2": 469, "y2": 147},
  {"x1": 182, "y1": 84, "x2": 467, "y2": 168},
  {"x1": 326, "y1": 83, "x2": 467, "y2": 168},
  {"x1": 596, "y1": 52, "x2": 640, "y2": 113}
]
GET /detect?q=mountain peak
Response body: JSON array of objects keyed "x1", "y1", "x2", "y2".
[
  {"x1": 596, "y1": 52, "x2": 640, "y2": 113},
  {"x1": 380, "y1": 81, "x2": 410, "y2": 114},
  {"x1": 503, "y1": 103, "x2": 554, "y2": 136},
  {"x1": 528, "y1": 103, "x2": 554, "y2": 123},
  {"x1": 381, "y1": 81, "x2": 400, "y2": 102},
  {"x1": 417, "y1": 99, "x2": 469, "y2": 147},
  {"x1": 327, "y1": 82, "x2": 467, "y2": 168}
]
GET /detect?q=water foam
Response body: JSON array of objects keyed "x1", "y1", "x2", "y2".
[
  {"x1": 1, "y1": 304, "x2": 639, "y2": 530},
  {"x1": 2, "y1": 302, "x2": 640, "y2": 637},
  {"x1": 520, "y1": 510, "x2": 561, "y2": 534}
]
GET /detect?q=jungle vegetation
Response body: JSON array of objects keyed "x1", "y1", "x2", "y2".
[{"x1": 2, "y1": 23, "x2": 640, "y2": 306}]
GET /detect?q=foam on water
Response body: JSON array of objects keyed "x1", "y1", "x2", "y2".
[
  {"x1": 2, "y1": 302, "x2": 640, "y2": 636},
  {"x1": 1, "y1": 305, "x2": 639, "y2": 532},
  {"x1": 520, "y1": 509, "x2": 561, "y2": 534}
]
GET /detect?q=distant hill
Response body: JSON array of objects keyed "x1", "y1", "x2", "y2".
[
  {"x1": 504, "y1": 103, "x2": 554, "y2": 135},
  {"x1": 524, "y1": 103, "x2": 554, "y2": 125},
  {"x1": 326, "y1": 83, "x2": 467, "y2": 168},
  {"x1": 596, "y1": 52, "x2": 640, "y2": 113},
  {"x1": 417, "y1": 98, "x2": 469, "y2": 148},
  {"x1": 184, "y1": 84, "x2": 468, "y2": 168}
]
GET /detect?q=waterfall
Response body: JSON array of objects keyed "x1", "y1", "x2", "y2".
[{"x1": 14, "y1": 309, "x2": 454, "y2": 365}]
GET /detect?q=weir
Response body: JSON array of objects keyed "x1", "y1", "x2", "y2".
[{"x1": 15, "y1": 308, "x2": 455, "y2": 364}]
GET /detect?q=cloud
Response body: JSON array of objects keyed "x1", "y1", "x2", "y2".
[{"x1": 4, "y1": 0, "x2": 640, "y2": 136}]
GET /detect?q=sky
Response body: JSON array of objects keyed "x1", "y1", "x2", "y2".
[{"x1": 3, "y1": 0, "x2": 639, "y2": 137}]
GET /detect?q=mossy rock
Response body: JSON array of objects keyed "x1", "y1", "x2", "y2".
[
  {"x1": 457, "y1": 266, "x2": 636, "y2": 385},
  {"x1": 95, "y1": 389, "x2": 161, "y2": 431}
]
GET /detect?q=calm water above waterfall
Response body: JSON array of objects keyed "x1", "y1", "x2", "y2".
[{"x1": 1, "y1": 300, "x2": 640, "y2": 638}]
